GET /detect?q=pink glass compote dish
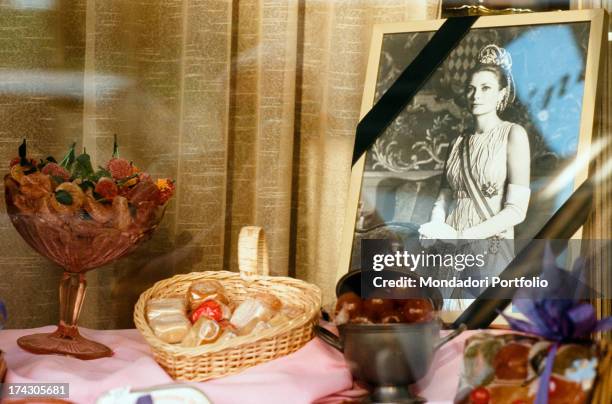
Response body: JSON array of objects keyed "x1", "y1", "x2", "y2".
[{"x1": 4, "y1": 139, "x2": 174, "y2": 359}]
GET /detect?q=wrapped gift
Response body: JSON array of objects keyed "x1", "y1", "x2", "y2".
[
  {"x1": 455, "y1": 333, "x2": 600, "y2": 404},
  {"x1": 455, "y1": 245, "x2": 612, "y2": 404}
]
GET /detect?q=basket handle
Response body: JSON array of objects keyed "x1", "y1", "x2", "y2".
[{"x1": 238, "y1": 226, "x2": 270, "y2": 280}]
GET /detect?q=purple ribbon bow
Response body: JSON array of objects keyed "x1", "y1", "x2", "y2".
[{"x1": 500, "y1": 244, "x2": 612, "y2": 404}]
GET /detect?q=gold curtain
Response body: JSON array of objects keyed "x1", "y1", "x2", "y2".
[
  {"x1": 573, "y1": 0, "x2": 612, "y2": 332},
  {"x1": 0, "y1": 0, "x2": 442, "y2": 329}
]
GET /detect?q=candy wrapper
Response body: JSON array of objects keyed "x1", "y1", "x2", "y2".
[
  {"x1": 455, "y1": 333, "x2": 600, "y2": 404},
  {"x1": 188, "y1": 280, "x2": 231, "y2": 311},
  {"x1": 146, "y1": 297, "x2": 187, "y2": 322},
  {"x1": 229, "y1": 292, "x2": 281, "y2": 334},
  {"x1": 149, "y1": 313, "x2": 191, "y2": 344},
  {"x1": 180, "y1": 317, "x2": 222, "y2": 347},
  {"x1": 190, "y1": 300, "x2": 232, "y2": 323}
]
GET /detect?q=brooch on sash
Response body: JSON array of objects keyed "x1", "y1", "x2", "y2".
[
  {"x1": 488, "y1": 235, "x2": 502, "y2": 254},
  {"x1": 481, "y1": 182, "x2": 499, "y2": 198}
]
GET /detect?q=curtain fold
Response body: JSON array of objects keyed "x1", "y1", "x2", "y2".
[{"x1": 0, "y1": 0, "x2": 444, "y2": 329}]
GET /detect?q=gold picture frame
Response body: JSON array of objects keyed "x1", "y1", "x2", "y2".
[{"x1": 337, "y1": 9, "x2": 607, "y2": 324}]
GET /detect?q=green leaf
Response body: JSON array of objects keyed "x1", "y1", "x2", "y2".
[
  {"x1": 71, "y1": 152, "x2": 95, "y2": 180},
  {"x1": 60, "y1": 142, "x2": 76, "y2": 169},
  {"x1": 92, "y1": 166, "x2": 112, "y2": 182},
  {"x1": 55, "y1": 190, "x2": 73, "y2": 205}
]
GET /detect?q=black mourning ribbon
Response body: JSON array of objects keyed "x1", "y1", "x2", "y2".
[
  {"x1": 352, "y1": 16, "x2": 479, "y2": 166},
  {"x1": 452, "y1": 179, "x2": 595, "y2": 330}
]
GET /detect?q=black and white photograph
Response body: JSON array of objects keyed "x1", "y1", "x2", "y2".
[
  {"x1": 342, "y1": 11, "x2": 604, "y2": 300},
  {"x1": 338, "y1": 12, "x2": 602, "y2": 324}
]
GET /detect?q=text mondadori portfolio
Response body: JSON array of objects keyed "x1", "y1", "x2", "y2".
[{"x1": 372, "y1": 276, "x2": 549, "y2": 289}]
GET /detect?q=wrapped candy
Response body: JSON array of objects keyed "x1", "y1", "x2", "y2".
[
  {"x1": 379, "y1": 309, "x2": 403, "y2": 324},
  {"x1": 251, "y1": 310, "x2": 307, "y2": 333},
  {"x1": 334, "y1": 292, "x2": 363, "y2": 325},
  {"x1": 217, "y1": 321, "x2": 239, "y2": 344},
  {"x1": 218, "y1": 331, "x2": 238, "y2": 344},
  {"x1": 149, "y1": 313, "x2": 191, "y2": 344},
  {"x1": 188, "y1": 280, "x2": 231, "y2": 311},
  {"x1": 362, "y1": 298, "x2": 394, "y2": 323},
  {"x1": 251, "y1": 321, "x2": 272, "y2": 334},
  {"x1": 254, "y1": 292, "x2": 281, "y2": 312},
  {"x1": 180, "y1": 317, "x2": 222, "y2": 347},
  {"x1": 400, "y1": 298, "x2": 434, "y2": 323},
  {"x1": 333, "y1": 293, "x2": 437, "y2": 325},
  {"x1": 230, "y1": 292, "x2": 282, "y2": 334},
  {"x1": 266, "y1": 305, "x2": 305, "y2": 328},
  {"x1": 249, "y1": 312, "x2": 297, "y2": 333},
  {"x1": 190, "y1": 300, "x2": 232, "y2": 323},
  {"x1": 146, "y1": 297, "x2": 187, "y2": 322}
]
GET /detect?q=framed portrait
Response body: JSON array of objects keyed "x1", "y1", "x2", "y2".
[{"x1": 337, "y1": 9, "x2": 607, "y2": 323}]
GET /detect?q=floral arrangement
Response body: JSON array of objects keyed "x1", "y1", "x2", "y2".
[{"x1": 6, "y1": 137, "x2": 174, "y2": 232}]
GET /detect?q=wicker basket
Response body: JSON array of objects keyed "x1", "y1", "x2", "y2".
[{"x1": 134, "y1": 226, "x2": 321, "y2": 381}]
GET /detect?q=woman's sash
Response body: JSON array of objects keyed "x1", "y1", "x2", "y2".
[{"x1": 459, "y1": 135, "x2": 514, "y2": 263}]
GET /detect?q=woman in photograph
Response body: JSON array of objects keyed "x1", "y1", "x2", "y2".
[{"x1": 418, "y1": 44, "x2": 531, "y2": 304}]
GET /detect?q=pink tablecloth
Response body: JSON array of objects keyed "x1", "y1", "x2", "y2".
[{"x1": 0, "y1": 326, "x2": 482, "y2": 404}]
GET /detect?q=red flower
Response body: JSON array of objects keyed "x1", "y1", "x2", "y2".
[
  {"x1": 41, "y1": 163, "x2": 71, "y2": 180},
  {"x1": 107, "y1": 158, "x2": 132, "y2": 180},
  {"x1": 95, "y1": 177, "x2": 119, "y2": 199}
]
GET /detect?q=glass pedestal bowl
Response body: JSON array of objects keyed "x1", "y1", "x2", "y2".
[{"x1": 4, "y1": 174, "x2": 165, "y2": 360}]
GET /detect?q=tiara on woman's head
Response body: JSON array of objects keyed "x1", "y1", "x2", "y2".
[
  {"x1": 478, "y1": 44, "x2": 512, "y2": 72},
  {"x1": 476, "y1": 44, "x2": 516, "y2": 111}
]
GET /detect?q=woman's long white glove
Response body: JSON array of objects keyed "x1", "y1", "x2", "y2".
[
  {"x1": 461, "y1": 184, "x2": 531, "y2": 239},
  {"x1": 420, "y1": 188, "x2": 453, "y2": 247},
  {"x1": 419, "y1": 184, "x2": 530, "y2": 243},
  {"x1": 419, "y1": 222, "x2": 458, "y2": 247},
  {"x1": 430, "y1": 188, "x2": 452, "y2": 223}
]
